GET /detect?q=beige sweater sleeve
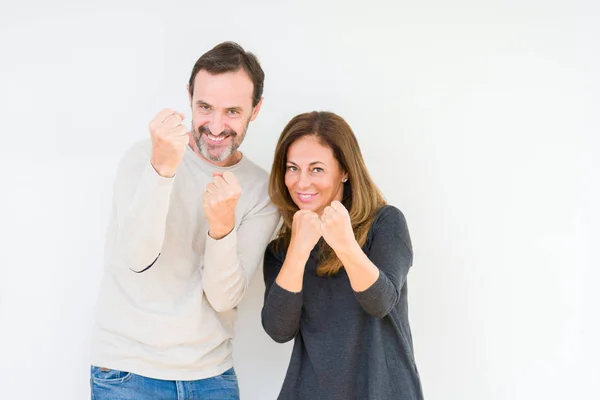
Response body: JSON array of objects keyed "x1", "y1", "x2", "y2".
[
  {"x1": 202, "y1": 195, "x2": 280, "y2": 312},
  {"x1": 112, "y1": 144, "x2": 175, "y2": 273}
]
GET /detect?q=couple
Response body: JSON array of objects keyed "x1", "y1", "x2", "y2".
[{"x1": 89, "y1": 41, "x2": 423, "y2": 400}]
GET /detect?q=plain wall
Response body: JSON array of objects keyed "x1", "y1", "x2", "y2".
[{"x1": 0, "y1": 1, "x2": 598, "y2": 399}]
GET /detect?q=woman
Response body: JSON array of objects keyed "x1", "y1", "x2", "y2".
[{"x1": 262, "y1": 111, "x2": 424, "y2": 399}]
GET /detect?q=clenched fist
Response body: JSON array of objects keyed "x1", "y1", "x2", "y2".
[
  {"x1": 289, "y1": 210, "x2": 322, "y2": 255},
  {"x1": 203, "y1": 171, "x2": 242, "y2": 239},
  {"x1": 149, "y1": 109, "x2": 189, "y2": 178},
  {"x1": 320, "y1": 201, "x2": 355, "y2": 252}
]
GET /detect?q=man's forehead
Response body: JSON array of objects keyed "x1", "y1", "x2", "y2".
[{"x1": 193, "y1": 69, "x2": 254, "y2": 104}]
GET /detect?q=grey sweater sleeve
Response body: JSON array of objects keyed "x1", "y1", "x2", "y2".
[
  {"x1": 353, "y1": 206, "x2": 413, "y2": 318},
  {"x1": 261, "y1": 242, "x2": 304, "y2": 343}
]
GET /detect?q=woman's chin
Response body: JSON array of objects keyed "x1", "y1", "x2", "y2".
[{"x1": 295, "y1": 203, "x2": 319, "y2": 213}]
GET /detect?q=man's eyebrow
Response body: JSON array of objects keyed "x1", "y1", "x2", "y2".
[
  {"x1": 195, "y1": 101, "x2": 244, "y2": 112},
  {"x1": 195, "y1": 100, "x2": 212, "y2": 107}
]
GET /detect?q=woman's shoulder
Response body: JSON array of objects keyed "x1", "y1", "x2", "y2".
[
  {"x1": 372, "y1": 204, "x2": 407, "y2": 227},
  {"x1": 367, "y1": 204, "x2": 412, "y2": 252}
]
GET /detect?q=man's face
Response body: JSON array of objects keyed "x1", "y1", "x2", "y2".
[{"x1": 189, "y1": 69, "x2": 262, "y2": 166}]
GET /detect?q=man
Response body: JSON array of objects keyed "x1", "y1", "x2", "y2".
[{"x1": 89, "y1": 41, "x2": 280, "y2": 399}]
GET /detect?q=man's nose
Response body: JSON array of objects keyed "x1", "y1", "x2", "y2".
[{"x1": 208, "y1": 114, "x2": 224, "y2": 135}]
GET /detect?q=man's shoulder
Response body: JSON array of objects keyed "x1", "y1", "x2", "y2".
[
  {"x1": 239, "y1": 155, "x2": 269, "y2": 180},
  {"x1": 236, "y1": 155, "x2": 271, "y2": 197}
]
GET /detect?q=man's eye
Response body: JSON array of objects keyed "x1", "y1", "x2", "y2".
[{"x1": 228, "y1": 110, "x2": 239, "y2": 115}]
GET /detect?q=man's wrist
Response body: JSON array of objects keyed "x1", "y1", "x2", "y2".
[
  {"x1": 208, "y1": 223, "x2": 235, "y2": 240},
  {"x1": 150, "y1": 159, "x2": 175, "y2": 178}
]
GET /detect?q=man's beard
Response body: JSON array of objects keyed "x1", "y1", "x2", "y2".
[{"x1": 193, "y1": 122, "x2": 248, "y2": 163}]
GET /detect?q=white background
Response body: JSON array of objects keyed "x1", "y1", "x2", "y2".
[{"x1": 0, "y1": 1, "x2": 598, "y2": 399}]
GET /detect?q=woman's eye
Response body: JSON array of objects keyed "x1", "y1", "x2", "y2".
[
  {"x1": 312, "y1": 167, "x2": 323, "y2": 173},
  {"x1": 286, "y1": 165, "x2": 297, "y2": 171}
]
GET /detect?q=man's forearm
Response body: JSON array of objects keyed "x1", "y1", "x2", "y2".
[{"x1": 114, "y1": 162, "x2": 174, "y2": 273}]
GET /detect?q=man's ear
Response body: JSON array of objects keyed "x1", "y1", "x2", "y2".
[
  {"x1": 249, "y1": 97, "x2": 264, "y2": 122},
  {"x1": 186, "y1": 83, "x2": 192, "y2": 106}
]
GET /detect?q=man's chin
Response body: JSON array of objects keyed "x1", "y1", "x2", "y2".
[
  {"x1": 203, "y1": 149, "x2": 235, "y2": 163},
  {"x1": 202, "y1": 152, "x2": 224, "y2": 162}
]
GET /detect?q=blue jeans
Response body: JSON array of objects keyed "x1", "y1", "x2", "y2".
[{"x1": 90, "y1": 366, "x2": 239, "y2": 400}]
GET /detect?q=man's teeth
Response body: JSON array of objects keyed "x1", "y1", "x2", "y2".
[{"x1": 208, "y1": 134, "x2": 226, "y2": 142}]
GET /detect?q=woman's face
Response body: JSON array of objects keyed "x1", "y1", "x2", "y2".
[{"x1": 284, "y1": 135, "x2": 348, "y2": 216}]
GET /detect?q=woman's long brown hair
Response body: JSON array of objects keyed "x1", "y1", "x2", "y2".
[{"x1": 269, "y1": 111, "x2": 386, "y2": 276}]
